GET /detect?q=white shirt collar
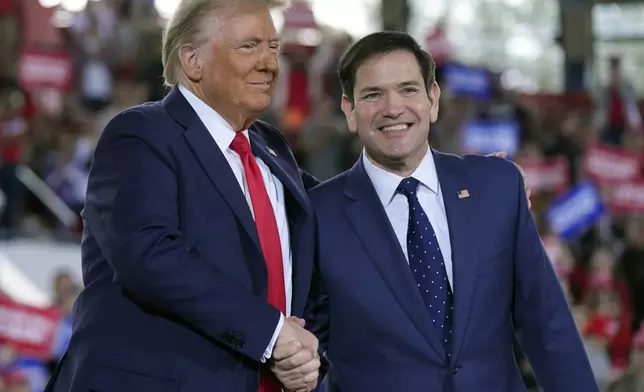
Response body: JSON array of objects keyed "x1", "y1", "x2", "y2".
[
  {"x1": 178, "y1": 84, "x2": 249, "y2": 154},
  {"x1": 362, "y1": 147, "x2": 439, "y2": 207}
]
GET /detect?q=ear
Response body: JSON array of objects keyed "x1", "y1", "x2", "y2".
[
  {"x1": 179, "y1": 44, "x2": 204, "y2": 82},
  {"x1": 428, "y1": 81, "x2": 441, "y2": 123},
  {"x1": 341, "y1": 95, "x2": 358, "y2": 133}
]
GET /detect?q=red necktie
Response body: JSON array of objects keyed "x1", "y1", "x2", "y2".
[{"x1": 229, "y1": 132, "x2": 286, "y2": 392}]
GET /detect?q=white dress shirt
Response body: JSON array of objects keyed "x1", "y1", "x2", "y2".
[
  {"x1": 362, "y1": 148, "x2": 454, "y2": 288},
  {"x1": 179, "y1": 85, "x2": 290, "y2": 361}
]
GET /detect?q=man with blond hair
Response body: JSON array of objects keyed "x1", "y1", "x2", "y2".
[{"x1": 44, "y1": 0, "x2": 321, "y2": 391}]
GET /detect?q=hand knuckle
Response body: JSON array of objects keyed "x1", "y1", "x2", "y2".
[{"x1": 305, "y1": 371, "x2": 319, "y2": 382}]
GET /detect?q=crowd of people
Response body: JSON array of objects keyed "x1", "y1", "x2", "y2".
[{"x1": 0, "y1": 0, "x2": 642, "y2": 391}]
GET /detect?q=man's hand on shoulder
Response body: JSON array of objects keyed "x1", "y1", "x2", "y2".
[
  {"x1": 270, "y1": 316, "x2": 320, "y2": 392},
  {"x1": 487, "y1": 151, "x2": 532, "y2": 210}
]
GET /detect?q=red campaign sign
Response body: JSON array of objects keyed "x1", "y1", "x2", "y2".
[
  {"x1": 521, "y1": 158, "x2": 569, "y2": 194},
  {"x1": 583, "y1": 144, "x2": 641, "y2": 184},
  {"x1": 0, "y1": 298, "x2": 60, "y2": 360},
  {"x1": 18, "y1": 51, "x2": 73, "y2": 93},
  {"x1": 608, "y1": 182, "x2": 644, "y2": 213}
]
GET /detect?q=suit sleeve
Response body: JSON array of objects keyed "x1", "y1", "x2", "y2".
[
  {"x1": 510, "y1": 165, "x2": 598, "y2": 391},
  {"x1": 85, "y1": 110, "x2": 281, "y2": 362}
]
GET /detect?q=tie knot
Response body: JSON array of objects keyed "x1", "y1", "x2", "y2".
[
  {"x1": 397, "y1": 177, "x2": 420, "y2": 197},
  {"x1": 230, "y1": 132, "x2": 251, "y2": 156}
]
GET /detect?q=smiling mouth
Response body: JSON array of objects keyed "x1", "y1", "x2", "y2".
[{"x1": 378, "y1": 123, "x2": 413, "y2": 132}]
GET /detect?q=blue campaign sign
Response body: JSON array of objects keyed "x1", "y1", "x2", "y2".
[
  {"x1": 547, "y1": 181, "x2": 606, "y2": 241},
  {"x1": 462, "y1": 119, "x2": 520, "y2": 158},
  {"x1": 443, "y1": 62, "x2": 491, "y2": 99}
]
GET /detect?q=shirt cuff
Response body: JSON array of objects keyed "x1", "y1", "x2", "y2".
[{"x1": 261, "y1": 313, "x2": 285, "y2": 363}]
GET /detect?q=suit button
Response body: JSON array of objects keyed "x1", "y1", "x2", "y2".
[{"x1": 452, "y1": 364, "x2": 462, "y2": 375}]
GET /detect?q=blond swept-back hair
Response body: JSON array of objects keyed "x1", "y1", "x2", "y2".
[{"x1": 161, "y1": 0, "x2": 290, "y2": 87}]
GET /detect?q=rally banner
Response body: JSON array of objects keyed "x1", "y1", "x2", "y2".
[
  {"x1": 443, "y1": 62, "x2": 491, "y2": 99},
  {"x1": 18, "y1": 50, "x2": 73, "y2": 93},
  {"x1": 0, "y1": 298, "x2": 60, "y2": 359},
  {"x1": 608, "y1": 181, "x2": 644, "y2": 214},
  {"x1": 520, "y1": 157, "x2": 569, "y2": 195},
  {"x1": 582, "y1": 143, "x2": 641, "y2": 184},
  {"x1": 462, "y1": 119, "x2": 519, "y2": 158},
  {"x1": 547, "y1": 181, "x2": 605, "y2": 241}
]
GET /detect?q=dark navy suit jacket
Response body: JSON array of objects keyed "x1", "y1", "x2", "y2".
[
  {"x1": 306, "y1": 151, "x2": 598, "y2": 392},
  {"x1": 46, "y1": 87, "x2": 317, "y2": 392}
]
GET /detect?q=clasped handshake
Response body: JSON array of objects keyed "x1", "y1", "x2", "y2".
[{"x1": 270, "y1": 316, "x2": 320, "y2": 392}]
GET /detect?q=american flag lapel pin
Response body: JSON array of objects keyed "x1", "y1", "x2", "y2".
[
  {"x1": 266, "y1": 147, "x2": 277, "y2": 157},
  {"x1": 457, "y1": 189, "x2": 470, "y2": 199}
]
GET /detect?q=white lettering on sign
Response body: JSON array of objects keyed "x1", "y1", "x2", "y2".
[
  {"x1": 0, "y1": 305, "x2": 55, "y2": 345},
  {"x1": 464, "y1": 122, "x2": 518, "y2": 156},
  {"x1": 524, "y1": 162, "x2": 567, "y2": 192},
  {"x1": 613, "y1": 183, "x2": 644, "y2": 207},
  {"x1": 585, "y1": 149, "x2": 639, "y2": 181},
  {"x1": 20, "y1": 55, "x2": 70, "y2": 84},
  {"x1": 448, "y1": 70, "x2": 488, "y2": 92},
  {"x1": 550, "y1": 187, "x2": 598, "y2": 234}
]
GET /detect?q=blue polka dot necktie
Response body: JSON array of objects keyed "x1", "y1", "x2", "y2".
[{"x1": 397, "y1": 177, "x2": 453, "y2": 355}]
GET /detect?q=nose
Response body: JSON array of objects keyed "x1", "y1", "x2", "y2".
[
  {"x1": 257, "y1": 45, "x2": 279, "y2": 74},
  {"x1": 381, "y1": 93, "x2": 405, "y2": 118}
]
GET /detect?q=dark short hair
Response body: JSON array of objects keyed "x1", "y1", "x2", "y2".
[{"x1": 337, "y1": 31, "x2": 436, "y2": 105}]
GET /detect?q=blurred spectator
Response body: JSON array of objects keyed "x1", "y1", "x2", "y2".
[
  {"x1": 0, "y1": 345, "x2": 48, "y2": 392},
  {"x1": 51, "y1": 269, "x2": 76, "y2": 308},
  {"x1": 608, "y1": 326, "x2": 644, "y2": 391},
  {"x1": 79, "y1": 43, "x2": 113, "y2": 113},
  {"x1": 298, "y1": 96, "x2": 347, "y2": 181},
  {"x1": 50, "y1": 282, "x2": 79, "y2": 363},
  {"x1": 594, "y1": 56, "x2": 642, "y2": 146},
  {"x1": 0, "y1": 79, "x2": 34, "y2": 237},
  {"x1": 3, "y1": 371, "x2": 30, "y2": 392},
  {"x1": 543, "y1": 111, "x2": 586, "y2": 184},
  {"x1": 620, "y1": 217, "x2": 644, "y2": 333}
]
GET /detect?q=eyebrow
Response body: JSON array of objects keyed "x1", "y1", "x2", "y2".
[
  {"x1": 239, "y1": 37, "x2": 280, "y2": 44},
  {"x1": 358, "y1": 80, "x2": 422, "y2": 95}
]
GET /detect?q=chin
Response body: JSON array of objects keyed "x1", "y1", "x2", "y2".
[{"x1": 246, "y1": 97, "x2": 272, "y2": 114}]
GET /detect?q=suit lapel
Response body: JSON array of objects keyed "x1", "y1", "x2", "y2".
[
  {"x1": 163, "y1": 87, "x2": 261, "y2": 251},
  {"x1": 433, "y1": 151, "x2": 480, "y2": 364},
  {"x1": 248, "y1": 126, "x2": 311, "y2": 215},
  {"x1": 343, "y1": 159, "x2": 445, "y2": 361},
  {"x1": 249, "y1": 126, "x2": 314, "y2": 315}
]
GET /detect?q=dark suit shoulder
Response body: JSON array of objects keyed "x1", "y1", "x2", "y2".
[
  {"x1": 457, "y1": 154, "x2": 525, "y2": 216},
  {"x1": 94, "y1": 102, "x2": 180, "y2": 171},
  {"x1": 252, "y1": 119, "x2": 292, "y2": 152},
  {"x1": 459, "y1": 153, "x2": 523, "y2": 184},
  {"x1": 99, "y1": 102, "x2": 179, "y2": 146},
  {"x1": 308, "y1": 170, "x2": 351, "y2": 203}
]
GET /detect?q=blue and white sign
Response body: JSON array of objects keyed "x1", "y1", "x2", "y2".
[
  {"x1": 443, "y1": 62, "x2": 491, "y2": 99},
  {"x1": 462, "y1": 119, "x2": 520, "y2": 157},
  {"x1": 547, "y1": 181, "x2": 606, "y2": 241}
]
